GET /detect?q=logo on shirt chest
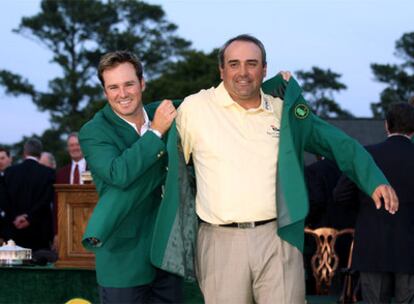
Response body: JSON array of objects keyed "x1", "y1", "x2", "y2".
[{"x1": 267, "y1": 125, "x2": 280, "y2": 138}]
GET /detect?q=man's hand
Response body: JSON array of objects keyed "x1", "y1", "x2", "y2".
[
  {"x1": 13, "y1": 214, "x2": 30, "y2": 229},
  {"x1": 371, "y1": 185, "x2": 399, "y2": 214},
  {"x1": 279, "y1": 71, "x2": 292, "y2": 82},
  {"x1": 151, "y1": 99, "x2": 177, "y2": 136}
]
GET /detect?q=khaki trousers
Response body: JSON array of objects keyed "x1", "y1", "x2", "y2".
[{"x1": 196, "y1": 221, "x2": 305, "y2": 304}]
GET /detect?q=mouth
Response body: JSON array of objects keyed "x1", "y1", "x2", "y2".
[
  {"x1": 118, "y1": 98, "x2": 132, "y2": 106},
  {"x1": 236, "y1": 78, "x2": 252, "y2": 86}
]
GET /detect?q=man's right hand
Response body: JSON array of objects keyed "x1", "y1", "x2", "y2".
[{"x1": 151, "y1": 99, "x2": 177, "y2": 136}]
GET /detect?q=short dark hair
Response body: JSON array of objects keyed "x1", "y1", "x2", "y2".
[
  {"x1": 386, "y1": 102, "x2": 414, "y2": 134},
  {"x1": 98, "y1": 51, "x2": 143, "y2": 87},
  {"x1": 0, "y1": 146, "x2": 10, "y2": 157},
  {"x1": 24, "y1": 138, "x2": 43, "y2": 158},
  {"x1": 218, "y1": 34, "x2": 267, "y2": 68}
]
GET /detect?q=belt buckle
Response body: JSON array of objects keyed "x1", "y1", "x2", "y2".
[{"x1": 237, "y1": 222, "x2": 255, "y2": 229}]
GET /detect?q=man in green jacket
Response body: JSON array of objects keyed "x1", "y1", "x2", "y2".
[
  {"x1": 82, "y1": 39, "x2": 399, "y2": 304},
  {"x1": 79, "y1": 51, "x2": 182, "y2": 304},
  {"x1": 173, "y1": 34, "x2": 399, "y2": 303}
]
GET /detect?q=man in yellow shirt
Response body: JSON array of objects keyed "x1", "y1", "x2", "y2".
[{"x1": 176, "y1": 34, "x2": 398, "y2": 303}]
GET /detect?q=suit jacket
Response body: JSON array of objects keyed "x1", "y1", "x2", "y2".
[
  {"x1": 2, "y1": 159, "x2": 55, "y2": 250},
  {"x1": 56, "y1": 164, "x2": 71, "y2": 184},
  {"x1": 334, "y1": 136, "x2": 414, "y2": 273},
  {"x1": 81, "y1": 75, "x2": 389, "y2": 287},
  {"x1": 0, "y1": 174, "x2": 7, "y2": 237},
  {"x1": 79, "y1": 102, "x2": 173, "y2": 288},
  {"x1": 305, "y1": 159, "x2": 357, "y2": 229}
]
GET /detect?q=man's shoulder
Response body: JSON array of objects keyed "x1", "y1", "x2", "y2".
[
  {"x1": 79, "y1": 109, "x2": 110, "y2": 138},
  {"x1": 180, "y1": 87, "x2": 216, "y2": 108}
]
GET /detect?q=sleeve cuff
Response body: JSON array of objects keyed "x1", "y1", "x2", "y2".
[{"x1": 148, "y1": 128, "x2": 162, "y2": 138}]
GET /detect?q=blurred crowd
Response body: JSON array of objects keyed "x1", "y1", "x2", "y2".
[{"x1": 0, "y1": 133, "x2": 87, "y2": 260}]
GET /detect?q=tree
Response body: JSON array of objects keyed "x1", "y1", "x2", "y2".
[
  {"x1": 144, "y1": 49, "x2": 221, "y2": 102},
  {"x1": 0, "y1": 0, "x2": 190, "y2": 165},
  {"x1": 296, "y1": 66, "x2": 353, "y2": 118},
  {"x1": 370, "y1": 32, "x2": 414, "y2": 117}
]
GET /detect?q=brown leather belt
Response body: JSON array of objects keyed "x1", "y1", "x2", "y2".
[{"x1": 201, "y1": 218, "x2": 276, "y2": 229}]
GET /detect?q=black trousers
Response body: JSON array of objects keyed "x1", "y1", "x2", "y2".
[
  {"x1": 99, "y1": 268, "x2": 183, "y2": 304},
  {"x1": 360, "y1": 272, "x2": 414, "y2": 304}
]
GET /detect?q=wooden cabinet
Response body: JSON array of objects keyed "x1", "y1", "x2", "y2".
[{"x1": 54, "y1": 184, "x2": 97, "y2": 269}]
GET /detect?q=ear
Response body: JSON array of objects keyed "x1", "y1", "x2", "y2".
[
  {"x1": 263, "y1": 63, "x2": 267, "y2": 78},
  {"x1": 219, "y1": 65, "x2": 224, "y2": 80},
  {"x1": 385, "y1": 120, "x2": 390, "y2": 135},
  {"x1": 103, "y1": 87, "x2": 108, "y2": 100},
  {"x1": 140, "y1": 78, "x2": 146, "y2": 92}
]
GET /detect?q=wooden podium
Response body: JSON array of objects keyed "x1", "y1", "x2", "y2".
[{"x1": 54, "y1": 184, "x2": 98, "y2": 269}]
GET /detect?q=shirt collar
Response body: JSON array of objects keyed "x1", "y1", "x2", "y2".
[
  {"x1": 72, "y1": 158, "x2": 86, "y2": 167},
  {"x1": 388, "y1": 133, "x2": 412, "y2": 140},
  {"x1": 215, "y1": 82, "x2": 274, "y2": 113},
  {"x1": 25, "y1": 156, "x2": 39, "y2": 162},
  {"x1": 115, "y1": 108, "x2": 150, "y2": 135}
]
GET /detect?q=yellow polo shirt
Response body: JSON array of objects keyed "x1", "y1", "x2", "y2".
[{"x1": 176, "y1": 82, "x2": 283, "y2": 224}]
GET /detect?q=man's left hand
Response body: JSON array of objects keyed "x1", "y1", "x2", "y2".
[
  {"x1": 371, "y1": 185, "x2": 399, "y2": 214},
  {"x1": 279, "y1": 71, "x2": 292, "y2": 82}
]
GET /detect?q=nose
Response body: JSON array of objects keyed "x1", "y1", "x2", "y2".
[
  {"x1": 119, "y1": 86, "x2": 127, "y2": 98},
  {"x1": 239, "y1": 63, "x2": 248, "y2": 76}
]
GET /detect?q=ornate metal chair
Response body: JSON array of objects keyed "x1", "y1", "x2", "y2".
[{"x1": 304, "y1": 227, "x2": 355, "y2": 295}]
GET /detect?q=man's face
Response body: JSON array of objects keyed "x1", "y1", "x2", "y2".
[
  {"x1": 67, "y1": 136, "x2": 83, "y2": 162},
  {"x1": 103, "y1": 62, "x2": 145, "y2": 122},
  {"x1": 0, "y1": 151, "x2": 12, "y2": 172},
  {"x1": 220, "y1": 40, "x2": 267, "y2": 105}
]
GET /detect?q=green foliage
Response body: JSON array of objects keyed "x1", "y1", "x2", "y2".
[
  {"x1": 0, "y1": 0, "x2": 190, "y2": 165},
  {"x1": 371, "y1": 32, "x2": 414, "y2": 117},
  {"x1": 295, "y1": 66, "x2": 353, "y2": 118},
  {"x1": 144, "y1": 49, "x2": 221, "y2": 102}
]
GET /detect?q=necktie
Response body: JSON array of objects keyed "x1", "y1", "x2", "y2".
[{"x1": 73, "y1": 164, "x2": 80, "y2": 184}]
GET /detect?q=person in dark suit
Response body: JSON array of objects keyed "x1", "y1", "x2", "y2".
[
  {"x1": 305, "y1": 157, "x2": 358, "y2": 229},
  {"x1": 56, "y1": 132, "x2": 87, "y2": 185},
  {"x1": 2, "y1": 138, "x2": 55, "y2": 251},
  {"x1": 0, "y1": 147, "x2": 12, "y2": 176},
  {"x1": 410, "y1": 96, "x2": 414, "y2": 143},
  {"x1": 334, "y1": 102, "x2": 414, "y2": 303},
  {"x1": 0, "y1": 147, "x2": 12, "y2": 238}
]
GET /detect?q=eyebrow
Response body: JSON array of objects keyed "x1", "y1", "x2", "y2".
[
  {"x1": 227, "y1": 59, "x2": 259, "y2": 64},
  {"x1": 106, "y1": 80, "x2": 137, "y2": 88}
]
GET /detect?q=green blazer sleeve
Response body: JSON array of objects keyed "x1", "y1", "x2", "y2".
[
  {"x1": 82, "y1": 161, "x2": 166, "y2": 251},
  {"x1": 305, "y1": 113, "x2": 388, "y2": 195},
  {"x1": 79, "y1": 104, "x2": 169, "y2": 250},
  {"x1": 79, "y1": 105, "x2": 166, "y2": 190},
  {"x1": 262, "y1": 75, "x2": 389, "y2": 252}
]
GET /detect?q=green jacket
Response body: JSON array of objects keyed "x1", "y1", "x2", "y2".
[
  {"x1": 151, "y1": 75, "x2": 388, "y2": 279},
  {"x1": 79, "y1": 102, "x2": 171, "y2": 288},
  {"x1": 81, "y1": 75, "x2": 388, "y2": 287}
]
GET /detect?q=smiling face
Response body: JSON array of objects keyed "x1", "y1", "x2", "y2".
[
  {"x1": 67, "y1": 135, "x2": 83, "y2": 162},
  {"x1": 103, "y1": 62, "x2": 146, "y2": 122},
  {"x1": 220, "y1": 40, "x2": 267, "y2": 107}
]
